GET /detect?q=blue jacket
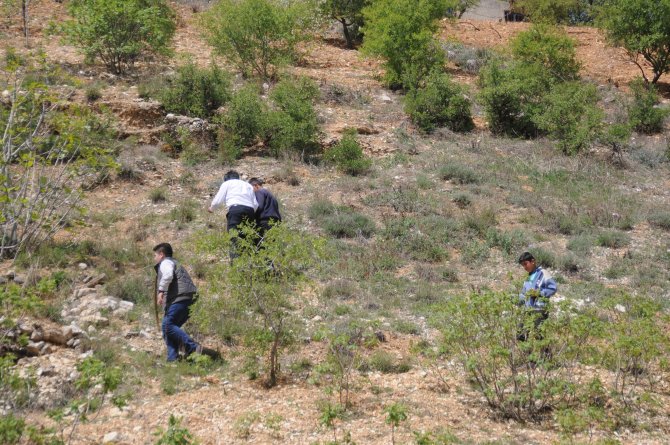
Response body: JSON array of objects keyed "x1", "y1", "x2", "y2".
[{"x1": 519, "y1": 266, "x2": 557, "y2": 310}]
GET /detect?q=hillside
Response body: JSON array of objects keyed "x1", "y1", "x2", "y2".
[{"x1": 1, "y1": 1, "x2": 670, "y2": 444}]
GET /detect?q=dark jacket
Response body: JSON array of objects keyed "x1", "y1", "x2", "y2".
[
  {"x1": 154, "y1": 258, "x2": 197, "y2": 308},
  {"x1": 254, "y1": 188, "x2": 282, "y2": 224}
]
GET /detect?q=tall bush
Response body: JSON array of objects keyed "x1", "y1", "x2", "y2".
[
  {"x1": 202, "y1": 0, "x2": 312, "y2": 80},
  {"x1": 404, "y1": 69, "x2": 474, "y2": 132},
  {"x1": 160, "y1": 62, "x2": 231, "y2": 119},
  {"x1": 62, "y1": 0, "x2": 176, "y2": 74},
  {"x1": 216, "y1": 84, "x2": 267, "y2": 161},
  {"x1": 533, "y1": 81, "x2": 603, "y2": 154},
  {"x1": 511, "y1": 25, "x2": 580, "y2": 82},
  {"x1": 361, "y1": 0, "x2": 448, "y2": 89}
]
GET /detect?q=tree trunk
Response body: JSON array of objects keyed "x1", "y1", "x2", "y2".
[
  {"x1": 340, "y1": 18, "x2": 353, "y2": 49},
  {"x1": 22, "y1": 0, "x2": 29, "y2": 48}
]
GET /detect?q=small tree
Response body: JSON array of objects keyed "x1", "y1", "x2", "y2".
[
  {"x1": 321, "y1": 0, "x2": 368, "y2": 49},
  {"x1": 361, "y1": 0, "x2": 448, "y2": 89},
  {"x1": 201, "y1": 0, "x2": 313, "y2": 80},
  {"x1": 194, "y1": 224, "x2": 324, "y2": 388},
  {"x1": 598, "y1": 0, "x2": 670, "y2": 84},
  {"x1": 384, "y1": 403, "x2": 408, "y2": 445},
  {"x1": 62, "y1": 0, "x2": 176, "y2": 75}
]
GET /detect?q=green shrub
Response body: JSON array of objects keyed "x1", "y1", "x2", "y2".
[
  {"x1": 361, "y1": 0, "x2": 447, "y2": 89},
  {"x1": 324, "y1": 211, "x2": 376, "y2": 238},
  {"x1": 529, "y1": 246, "x2": 556, "y2": 268},
  {"x1": 516, "y1": 0, "x2": 588, "y2": 25},
  {"x1": 265, "y1": 76, "x2": 321, "y2": 158},
  {"x1": 404, "y1": 233, "x2": 449, "y2": 262},
  {"x1": 486, "y1": 229, "x2": 529, "y2": 256},
  {"x1": 627, "y1": 78, "x2": 669, "y2": 134},
  {"x1": 452, "y1": 192, "x2": 472, "y2": 208},
  {"x1": 596, "y1": 230, "x2": 630, "y2": 249},
  {"x1": 160, "y1": 62, "x2": 231, "y2": 119},
  {"x1": 155, "y1": 414, "x2": 198, "y2": 445},
  {"x1": 511, "y1": 25, "x2": 580, "y2": 82},
  {"x1": 85, "y1": 82, "x2": 103, "y2": 102},
  {"x1": 368, "y1": 350, "x2": 409, "y2": 373},
  {"x1": 149, "y1": 187, "x2": 167, "y2": 203},
  {"x1": 309, "y1": 199, "x2": 337, "y2": 220},
  {"x1": 436, "y1": 291, "x2": 602, "y2": 421},
  {"x1": 404, "y1": 70, "x2": 474, "y2": 132},
  {"x1": 216, "y1": 85, "x2": 266, "y2": 162},
  {"x1": 201, "y1": 0, "x2": 312, "y2": 79},
  {"x1": 438, "y1": 163, "x2": 479, "y2": 184},
  {"x1": 62, "y1": 0, "x2": 176, "y2": 74},
  {"x1": 107, "y1": 274, "x2": 149, "y2": 304},
  {"x1": 0, "y1": 413, "x2": 24, "y2": 445},
  {"x1": 648, "y1": 211, "x2": 670, "y2": 231},
  {"x1": 324, "y1": 130, "x2": 372, "y2": 175},
  {"x1": 533, "y1": 81, "x2": 603, "y2": 154},
  {"x1": 478, "y1": 60, "x2": 549, "y2": 137},
  {"x1": 321, "y1": 0, "x2": 366, "y2": 49}
]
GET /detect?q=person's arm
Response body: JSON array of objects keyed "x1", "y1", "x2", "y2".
[
  {"x1": 157, "y1": 260, "x2": 175, "y2": 305},
  {"x1": 540, "y1": 275, "x2": 557, "y2": 298},
  {"x1": 209, "y1": 182, "x2": 228, "y2": 212},
  {"x1": 251, "y1": 189, "x2": 259, "y2": 211}
]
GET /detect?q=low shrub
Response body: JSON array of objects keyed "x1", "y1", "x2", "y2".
[
  {"x1": 170, "y1": 199, "x2": 198, "y2": 227},
  {"x1": 452, "y1": 192, "x2": 472, "y2": 208},
  {"x1": 628, "y1": 78, "x2": 669, "y2": 134},
  {"x1": 160, "y1": 62, "x2": 232, "y2": 119},
  {"x1": 323, "y1": 211, "x2": 375, "y2": 238},
  {"x1": 486, "y1": 229, "x2": 529, "y2": 256},
  {"x1": 529, "y1": 246, "x2": 556, "y2": 268},
  {"x1": 596, "y1": 230, "x2": 630, "y2": 249},
  {"x1": 438, "y1": 164, "x2": 479, "y2": 184},
  {"x1": 85, "y1": 82, "x2": 103, "y2": 102},
  {"x1": 443, "y1": 42, "x2": 493, "y2": 74},
  {"x1": 367, "y1": 350, "x2": 410, "y2": 373},
  {"x1": 324, "y1": 130, "x2": 372, "y2": 176},
  {"x1": 648, "y1": 211, "x2": 670, "y2": 231},
  {"x1": 149, "y1": 187, "x2": 168, "y2": 203},
  {"x1": 155, "y1": 414, "x2": 198, "y2": 445},
  {"x1": 404, "y1": 70, "x2": 474, "y2": 133}
]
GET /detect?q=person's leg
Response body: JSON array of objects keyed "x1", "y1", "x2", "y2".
[
  {"x1": 162, "y1": 301, "x2": 198, "y2": 361},
  {"x1": 227, "y1": 207, "x2": 245, "y2": 261}
]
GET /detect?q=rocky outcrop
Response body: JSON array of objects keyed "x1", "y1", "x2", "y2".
[{"x1": 61, "y1": 274, "x2": 135, "y2": 328}]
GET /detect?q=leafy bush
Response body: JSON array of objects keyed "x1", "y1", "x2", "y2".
[
  {"x1": 627, "y1": 78, "x2": 669, "y2": 134},
  {"x1": 265, "y1": 76, "x2": 321, "y2": 157},
  {"x1": 478, "y1": 60, "x2": 549, "y2": 137},
  {"x1": 201, "y1": 0, "x2": 312, "y2": 79},
  {"x1": 511, "y1": 25, "x2": 581, "y2": 82},
  {"x1": 216, "y1": 84, "x2": 267, "y2": 162},
  {"x1": 324, "y1": 130, "x2": 372, "y2": 175},
  {"x1": 438, "y1": 163, "x2": 479, "y2": 184},
  {"x1": 533, "y1": 81, "x2": 603, "y2": 154},
  {"x1": 0, "y1": 414, "x2": 24, "y2": 445},
  {"x1": 149, "y1": 187, "x2": 167, "y2": 203},
  {"x1": 404, "y1": 70, "x2": 474, "y2": 132},
  {"x1": 160, "y1": 62, "x2": 231, "y2": 119},
  {"x1": 62, "y1": 0, "x2": 176, "y2": 74},
  {"x1": 516, "y1": 0, "x2": 590, "y2": 25},
  {"x1": 361, "y1": 0, "x2": 447, "y2": 89},
  {"x1": 436, "y1": 291, "x2": 602, "y2": 421},
  {"x1": 321, "y1": 0, "x2": 366, "y2": 48}
]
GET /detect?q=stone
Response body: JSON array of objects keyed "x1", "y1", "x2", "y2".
[
  {"x1": 27, "y1": 341, "x2": 44, "y2": 356},
  {"x1": 311, "y1": 315, "x2": 322, "y2": 322},
  {"x1": 0, "y1": 276, "x2": 7, "y2": 285},
  {"x1": 69, "y1": 323, "x2": 85, "y2": 336},
  {"x1": 118, "y1": 301, "x2": 134, "y2": 311},
  {"x1": 103, "y1": 431, "x2": 120, "y2": 443},
  {"x1": 17, "y1": 322, "x2": 33, "y2": 335},
  {"x1": 43, "y1": 329, "x2": 67, "y2": 346},
  {"x1": 30, "y1": 330, "x2": 43, "y2": 342},
  {"x1": 88, "y1": 325, "x2": 97, "y2": 335},
  {"x1": 86, "y1": 273, "x2": 107, "y2": 287},
  {"x1": 379, "y1": 93, "x2": 392, "y2": 103},
  {"x1": 74, "y1": 288, "x2": 97, "y2": 299},
  {"x1": 6, "y1": 270, "x2": 15, "y2": 279},
  {"x1": 78, "y1": 263, "x2": 88, "y2": 270},
  {"x1": 13, "y1": 275, "x2": 26, "y2": 285}
]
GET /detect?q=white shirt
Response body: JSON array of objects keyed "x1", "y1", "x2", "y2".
[
  {"x1": 157, "y1": 259, "x2": 174, "y2": 292},
  {"x1": 210, "y1": 179, "x2": 258, "y2": 211}
]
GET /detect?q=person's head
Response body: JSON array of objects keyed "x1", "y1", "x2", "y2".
[
  {"x1": 153, "y1": 243, "x2": 173, "y2": 263},
  {"x1": 249, "y1": 177, "x2": 263, "y2": 192},
  {"x1": 223, "y1": 170, "x2": 240, "y2": 182},
  {"x1": 518, "y1": 251, "x2": 536, "y2": 273}
]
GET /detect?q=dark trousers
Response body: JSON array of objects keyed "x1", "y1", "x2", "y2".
[
  {"x1": 256, "y1": 218, "x2": 280, "y2": 239},
  {"x1": 162, "y1": 300, "x2": 197, "y2": 362},
  {"x1": 227, "y1": 205, "x2": 255, "y2": 260}
]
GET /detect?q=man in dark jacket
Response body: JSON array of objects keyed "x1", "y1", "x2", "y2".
[
  {"x1": 249, "y1": 177, "x2": 282, "y2": 238},
  {"x1": 153, "y1": 243, "x2": 209, "y2": 362}
]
